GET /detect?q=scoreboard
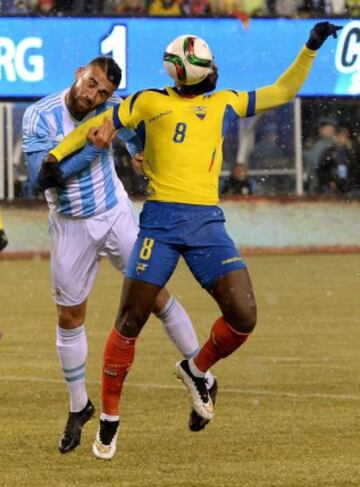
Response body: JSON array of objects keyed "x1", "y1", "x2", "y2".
[{"x1": 0, "y1": 17, "x2": 355, "y2": 99}]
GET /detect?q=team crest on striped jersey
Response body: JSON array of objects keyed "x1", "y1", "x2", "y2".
[{"x1": 193, "y1": 106, "x2": 207, "y2": 120}]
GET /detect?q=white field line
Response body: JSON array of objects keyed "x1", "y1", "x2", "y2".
[{"x1": 0, "y1": 375, "x2": 359, "y2": 401}]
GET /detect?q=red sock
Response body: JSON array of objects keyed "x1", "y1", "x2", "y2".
[
  {"x1": 101, "y1": 328, "x2": 136, "y2": 416},
  {"x1": 194, "y1": 317, "x2": 250, "y2": 372}
]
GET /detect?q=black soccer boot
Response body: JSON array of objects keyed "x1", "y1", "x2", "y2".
[{"x1": 58, "y1": 399, "x2": 95, "y2": 453}]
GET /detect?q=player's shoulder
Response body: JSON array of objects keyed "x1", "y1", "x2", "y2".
[
  {"x1": 122, "y1": 88, "x2": 170, "y2": 114},
  {"x1": 23, "y1": 91, "x2": 63, "y2": 126},
  {"x1": 102, "y1": 93, "x2": 123, "y2": 109},
  {"x1": 94, "y1": 93, "x2": 123, "y2": 115},
  {"x1": 134, "y1": 88, "x2": 170, "y2": 96},
  {"x1": 25, "y1": 91, "x2": 63, "y2": 115},
  {"x1": 212, "y1": 89, "x2": 244, "y2": 100},
  {"x1": 23, "y1": 91, "x2": 64, "y2": 133},
  {"x1": 210, "y1": 90, "x2": 249, "y2": 113},
  {"x1": 129, "y1": 87, "x2": 170, "y2": 102}
]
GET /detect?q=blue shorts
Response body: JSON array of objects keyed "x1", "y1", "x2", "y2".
[{"x1": 125, "y1": 201, "x2": 246, "y2": 289}]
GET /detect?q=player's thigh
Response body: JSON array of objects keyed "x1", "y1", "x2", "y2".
[
  {"x1": 183, "y1": 221, "x2": 246, "y2": 289},
  {"x1": 49, "y1": 214, "x2": 100, "y2": 306},
  {"x1": 116, "y1": 277, "x2": 162, "y2": 337},
  {"x1": 125, "y1": 234, "x2": 180, "y2": 289},
  {"x1": 104, "y1": 201, "x2": 139, "y2": 272}
]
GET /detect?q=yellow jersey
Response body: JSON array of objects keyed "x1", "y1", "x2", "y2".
[{"x1": 51, "y1": 46, "x2": 316, "y2": 205}]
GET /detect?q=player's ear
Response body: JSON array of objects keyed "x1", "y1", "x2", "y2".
[{"x1": 75, "y1": 67, "x2": 85, "y2": 80}]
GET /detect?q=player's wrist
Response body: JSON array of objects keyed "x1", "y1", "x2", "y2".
[
  {"x1": 305, "y1": 39, "x2": 320, "y2": 51},
  {"x1": 45, "y1": 153, "x2": 59, "y2": 163},
  {"x1": 85, "y1": 142, "x2": 103, "y2": 153},
  {"x1": 38, "y1": 159, "x2": 66, "y2": 191}
]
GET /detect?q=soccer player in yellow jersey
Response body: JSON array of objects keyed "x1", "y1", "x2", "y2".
[
  {"x1": 0, "y1": 213, "x2": 8, "y2": 252},
  {"x1": 44, "y1": 22, "x2": 341, "y2": 459}
]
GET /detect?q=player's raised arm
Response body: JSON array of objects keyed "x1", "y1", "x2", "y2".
[
  {"x1": 49, "y1": 106, "x2": 119, "y2": 162},
  {"x1": 254, "y1": 22, "x2": 342, "y2": 114}
]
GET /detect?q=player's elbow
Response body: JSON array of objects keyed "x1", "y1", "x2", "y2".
[{"x1": 278, "y1": 85, "x2": 296, "y2": 104}]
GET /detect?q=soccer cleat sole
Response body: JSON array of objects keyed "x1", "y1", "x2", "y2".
[{"x1": 175, "y1": 361, "x2": 214, "y2": 421}]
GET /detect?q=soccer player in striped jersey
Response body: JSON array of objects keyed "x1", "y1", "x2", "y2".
[
  {"x1": 44, "y1": 23, "x2": 341, "y2": 459},
  {"x1": 22, "y1": 56, "x2": 216, "y2": 455}
]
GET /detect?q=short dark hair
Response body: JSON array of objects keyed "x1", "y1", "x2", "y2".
[
  {"x1": 88, "y1": 56, "x2": 122, "y2": 87},
  {"x1": 335, "y1": 126, "x2": 350, "y2": 136}
]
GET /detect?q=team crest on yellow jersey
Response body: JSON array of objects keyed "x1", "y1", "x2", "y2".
[{"x1": 193, "y1": 106, "x2": 207, "y2": 120}]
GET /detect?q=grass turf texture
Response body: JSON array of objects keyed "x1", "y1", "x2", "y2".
[{"x1": 0, "y1": 255, "x2": 359, "y2": 486}]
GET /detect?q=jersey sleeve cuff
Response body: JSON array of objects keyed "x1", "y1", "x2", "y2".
[
  {"x1": 302, "y1": 45, "x2": 318, "y2": 58},
  {"x1": 49, "y1": 147, "x2": 62, "y2": 162}
]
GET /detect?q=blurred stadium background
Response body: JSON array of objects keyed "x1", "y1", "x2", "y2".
[{"x1": 0, "y1": 4, "x2": 359, "y2": 486}]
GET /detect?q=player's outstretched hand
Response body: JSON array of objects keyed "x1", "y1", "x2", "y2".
[
  {"x1": 38, "y1": 160, "x2": 66, "y2": 191},
  {"x1": 306, "y1": 22, "x2": 343, "y2": 50},
  {"x1": 87, "y1": 117, "x2": 116, "y2": 149}
]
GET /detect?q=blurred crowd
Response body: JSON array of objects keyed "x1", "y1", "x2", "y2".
[
  {"x1": 219, "y1": 103, "x2": 360, "y2": 198},
  {"x1": 2, "y1": 0, "x2": 360, "y2": 17},
  {"x1": 14, "y1": 103, "x2": 360, "y2": 200}
]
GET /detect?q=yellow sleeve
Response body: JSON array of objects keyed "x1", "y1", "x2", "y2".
[
  {"x1": 229, "y1": 91, "x2": 250, "y2": 118},
  {"x1": 254, "y1": 46, "x2": 317, "y2": 113},
  {"x1": 117, "y1": 91, "x2": 146, "y2": 129},
  {"x1": 50, "y1": 107, "x2": 114, "y2": 161}
]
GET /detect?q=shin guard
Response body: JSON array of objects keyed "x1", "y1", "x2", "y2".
[{"x1": 194, "y1": 317, "x2": 250, "y2": 372}]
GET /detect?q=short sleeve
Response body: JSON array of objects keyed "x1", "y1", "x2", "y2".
[
  {"x1": 117, "y1": 91, "x2": 145, "y2": 130},
  {"x1": 229, "y1": 90, "x2": 257, "y2": 118}
]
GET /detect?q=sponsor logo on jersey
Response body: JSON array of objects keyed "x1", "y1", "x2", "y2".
[{"x1": 149, "y1": 111, "x2": 172, "y2": 123}]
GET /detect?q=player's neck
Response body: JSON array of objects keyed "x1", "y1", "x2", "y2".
[
  {"x1": 175, "y1": 88, "x2": 199, "y2": 99},
  {"x1": 174, "y1": 73, "x2": 217, "y2": 97}
]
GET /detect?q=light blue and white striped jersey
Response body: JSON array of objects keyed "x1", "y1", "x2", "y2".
[{"x1": 22, "y1": 90, "x2": 132, "y2": 217}]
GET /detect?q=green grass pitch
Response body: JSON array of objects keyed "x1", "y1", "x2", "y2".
[{"x1": 0, "y1": 255, "x2": 359, "y2": 486}]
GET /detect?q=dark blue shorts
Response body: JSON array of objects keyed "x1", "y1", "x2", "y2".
[{"x1": 125, "y1": 201, "x2": 246, "y2": 289}]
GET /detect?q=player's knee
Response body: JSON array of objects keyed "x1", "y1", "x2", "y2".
[
  {"x1": 225, "y1": 301, "x2": 257, "y2": 334},
  {"x1": 115, "y1": 308, "x2": 146, "y2": 338},
  {"x1": 57, "y1": 304, "x2": 85, "y2": 328}
]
